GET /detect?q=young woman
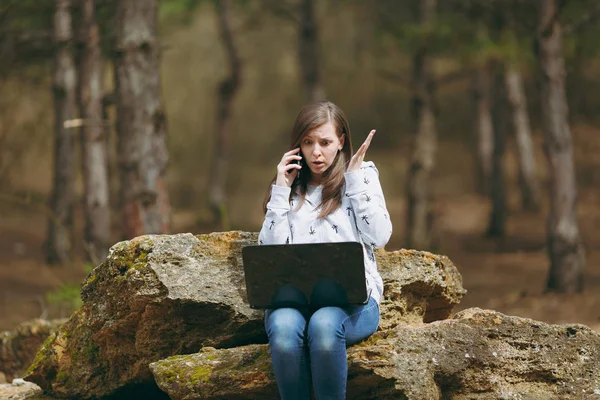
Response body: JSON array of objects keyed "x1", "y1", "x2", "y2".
[{"x1": 259, "y1": 101, "x2": 392, "y2": 400}]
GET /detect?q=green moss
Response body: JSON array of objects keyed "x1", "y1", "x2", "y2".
[
  {"x1": 109, "y1": 238, "x2": 152, "y2": 273},
  {"x1": 56, "y1": 370, "x2": 69, "y2": 384},
  {"x1": 25, "y1": 332, "x2": 57, "y2": 376},
  {"x1": 83, "y1": 273, "x2": 98, "y2": 286},
  {"x1": 70, "y1": 331, "x2": 99, "y2": 364},
  {"x1": 157, "y1": 360, "x2": 213, "y2": 387},
  {"x1": 81, "y1": 339, "x2": 99, "y2": 361},
  {"x1": 251, "y1": 351, "x2": 273, "y2": 376},
  {"x1": 357, "y1": 329, "x2": 396, "y2": 347},
  {"x1": 159, "y1": 362, "x2": 182, "y2": 382},
  {"x1": 189, "y1": 365, "x2": 213, "y2": 385}
]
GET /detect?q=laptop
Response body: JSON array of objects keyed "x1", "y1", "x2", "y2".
[{"x1": 242, "y1": 241, "x2": 370, "y2": 309}]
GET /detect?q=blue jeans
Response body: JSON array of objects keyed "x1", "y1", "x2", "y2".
[{"x1": 264, "y1": 297, "x2": 380, "y2": 400}]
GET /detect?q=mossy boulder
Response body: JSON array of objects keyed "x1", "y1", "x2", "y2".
[
  {"x1": 23, "y1": 231, "x2": 466, "y2": 398},
  {"x1": 151, "y1": 308, "x2": 600, "y2": 400},
  {"x1": 150, "y1": 345, "x2": 277, "y2": 400},
  {"x1": 24, "y1": 232, "x2": 266, "y2": 398}
]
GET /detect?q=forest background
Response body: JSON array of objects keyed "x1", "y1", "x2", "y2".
[{"x1": 0, "y1": 0, "x2": 599, "y2": 333}]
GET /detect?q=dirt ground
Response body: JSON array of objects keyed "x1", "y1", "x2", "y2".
[{"x1": 1, "y1": 128, "x2": 599, "y2": 334}]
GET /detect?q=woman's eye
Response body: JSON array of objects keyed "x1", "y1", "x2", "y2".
[{"x1": 322, "y1": 141, "x2": 330, "y2": 145}]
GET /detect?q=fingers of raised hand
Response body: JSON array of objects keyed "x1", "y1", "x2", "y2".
[
  {"x1": 362, "y1": 130, "x2": 375, "y2": 151},
  {"x1": 357, "y1": 130, "x2": 375, "y2": 157}
]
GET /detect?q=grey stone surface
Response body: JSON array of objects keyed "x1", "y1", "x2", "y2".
[{"x1": 152, "y1": 308, "x2": 600, "y2": 400}]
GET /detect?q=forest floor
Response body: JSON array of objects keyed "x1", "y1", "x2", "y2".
[{"x1": 1, "y1": 126, "x2": 599, "y2": 333}]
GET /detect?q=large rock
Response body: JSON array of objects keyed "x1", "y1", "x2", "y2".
[
  {"x1": 151, "y1": 308, "x2": 600, "y2": 400},
  {"x1": 23, "y1": 231, "x2": 466, "y2": 398},
  {"x1": 376, "y1": 249, "x2": 466, "y2": 328},
  {"x1": 24, "y1": 232, "x2": 266, "y2": 398},
  {"x1": 1, "y1": 319, "x2": 65, "y2": 382}
]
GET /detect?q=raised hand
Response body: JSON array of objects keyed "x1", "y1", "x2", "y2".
[
  {"x1": 275, "y1": 147, "x2": 302, "y2": 187},
  {"x1": 347, "y1": 130, "x2": 375, "y2": 172}
]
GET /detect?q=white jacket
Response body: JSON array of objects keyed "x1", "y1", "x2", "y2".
[{"x1": 258, "y1": 161, "x2": 392, "y2": 304}]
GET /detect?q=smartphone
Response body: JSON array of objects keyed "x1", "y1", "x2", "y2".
[
  {"x1": 293, "y1": 149, "x2": 302, "y2": 177},
  {"x1": 293, "y1": 149, "x2": 303, "y2": 166}
]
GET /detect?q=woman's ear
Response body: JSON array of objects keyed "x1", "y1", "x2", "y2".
[{"x1": 339, "y1": 134, "x2": 345, "y2": 151}]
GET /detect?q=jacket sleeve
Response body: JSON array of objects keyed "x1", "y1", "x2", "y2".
[
  {"x1": 258, "y1": 185, "x2": 293, "y2": 245},
  {"x1": 344, "y1": 161, "x2": 392, "y2": 248}
]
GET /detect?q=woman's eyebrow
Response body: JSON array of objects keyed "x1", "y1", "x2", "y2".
[{"x1": 303, "y1": 133, "x2": 335, "y2": 140}]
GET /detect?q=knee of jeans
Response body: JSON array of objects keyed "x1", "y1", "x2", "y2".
[
  {"x1": 307, "y1": 309, "x2": 344, "y2": 351},
  {"x1": 266, "y1": 309, "x2": 306, "y2": 348},
  {"x1": 269, "y1": 335, "x2": 304, "y2": 356}
]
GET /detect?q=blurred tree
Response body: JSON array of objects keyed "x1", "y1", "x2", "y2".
[
  {"x1": 115, "y1": 0, "x2": 171, "y2": 238},
  {"x1": 405, "y1": 0, "x2": 438, "y2": 250},
  {"x1": 298, "y1": 0, "x2": 324, "y2": 102},
  {"x1": 471, "y1": 61, "x2": 494, "y2": 196},
  {"x1": 0, "y1": 0, "x2": 116, "y2": 78},
  {"x1": 45, "y1": 0, "x2": 77, "y2": 265},
  {"x1": 444, "y1": 3, "x2": 496, "y2": 197},
  {"x1": 562, "y1": 1, "x2": 600, "y2": 121},
  {"x1": 537, "y1": 0, "x2": 586, "y2": 293},
  {"x1": 500, "y1": 14, "x2": 541, "y2": 212},
  {"x1": 207, "y1": 0, "x2": 242, "y2": 230},
  {"x1": 456, "y1": 1, "x2": 540, "y2": 215},
  {"x1": 75, "y1": 0, "x2": 110, "y2": 264},
  {"x1": 261, "y1": 0, "x2": 325, "y2": 102},
  {"x1": 504, "y1": 61, "x2": 541, "y2": 211},
  {"x1": 0, "y1": 0, "x2": 54, "y2": 79},
  {"x1": 486, "y1": 61, "x2": 507, "y2": 237}
]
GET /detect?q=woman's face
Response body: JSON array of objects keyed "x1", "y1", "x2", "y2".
[{"x1": 299, "y1": 122, "x2": 344, "y2": 185}]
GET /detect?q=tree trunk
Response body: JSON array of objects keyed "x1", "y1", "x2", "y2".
[
  {"x1": 207, "y1": 0, "x2": 241, "y2": 230},
  {"x1": 472, "y1": 63, "x2": 494, "y2": 196},
  {"x1": 114, "y1": 0, "x2": 170, "y2": 238},
  {"x1": 46, "y1": 0, "x2": 77, "y2": 265},
  {"x1": 504, "y1": 62, "x2": 541, "y2": 211},
  {"x1": 486, "y1": 64, "x2": 507, "y2": 237},
  {"x1": 405, "y1": 0, "x2": 437, "y2": 250},
  {"x1": 76, "y1": 0, "x2": 111, "y2": 265},
  {"x1": 538, "y1": 0, "x2": 585, "y2": 293},
  {"x1": 298, "y1": 0, "x2": 324, "y2": 102}
]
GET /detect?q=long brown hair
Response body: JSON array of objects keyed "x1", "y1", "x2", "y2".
[{"x1": 262, "y1": 101, "x2": 354, "y2": 218}]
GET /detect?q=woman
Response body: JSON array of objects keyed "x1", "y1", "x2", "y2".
[{"x1": 259, "y1": 101, "x2": 392, "y2": 400}]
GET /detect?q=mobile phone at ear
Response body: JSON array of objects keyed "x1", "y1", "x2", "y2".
[{"x1": 293, "y1": 149, "x2": 302, "y2": 165}]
